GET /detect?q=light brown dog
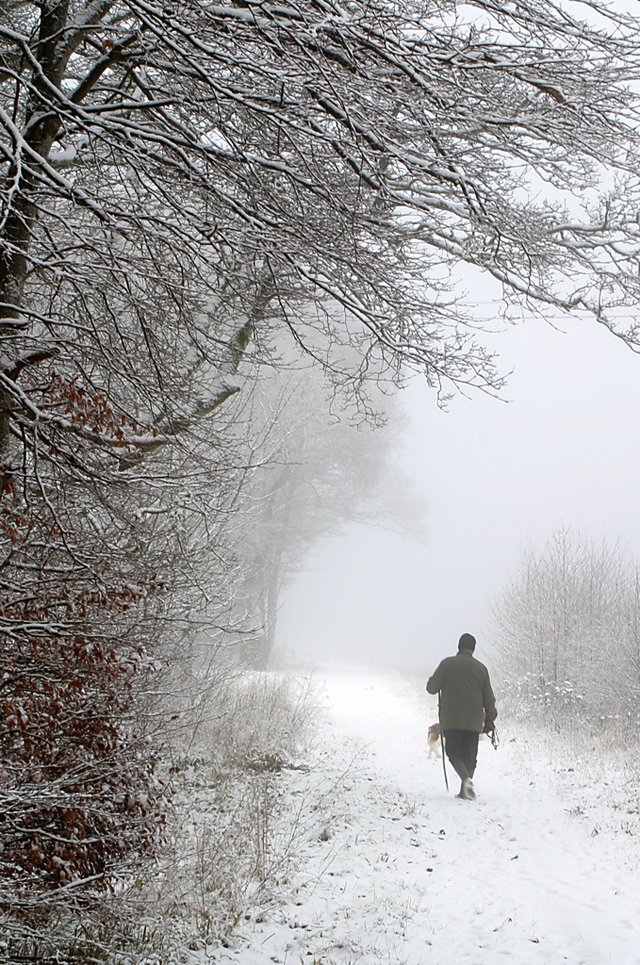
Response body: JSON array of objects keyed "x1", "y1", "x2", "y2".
[{"x1": 427, "y1": 722, "x2": 441, "y2": 758}]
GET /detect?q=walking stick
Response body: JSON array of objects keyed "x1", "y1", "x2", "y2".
[{"x1": 438, "y1": 695, "x2": 449, "y2": 792}]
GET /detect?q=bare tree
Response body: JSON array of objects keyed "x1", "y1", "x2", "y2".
[{"x1": 4, "y1": 0, "x2": 640, "y2": 488}]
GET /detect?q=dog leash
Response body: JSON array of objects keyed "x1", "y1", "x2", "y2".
[{"x1": 440, "y1": 729, "x2": 449, "y2": 791}]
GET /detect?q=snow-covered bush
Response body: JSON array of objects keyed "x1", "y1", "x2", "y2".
[{"x1": 0, "y1": 498, "x2": 167, "y2": 959}]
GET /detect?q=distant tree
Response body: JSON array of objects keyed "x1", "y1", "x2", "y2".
[{"x1": 492, "y1": 529, "x2": 637, "y2": 728}]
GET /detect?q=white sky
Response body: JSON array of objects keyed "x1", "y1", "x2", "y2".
[{"x1": 278, "y1": 311, "x2": 640, "y2": 674}]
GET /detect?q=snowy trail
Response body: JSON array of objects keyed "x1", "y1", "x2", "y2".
[{"x1": 209, "y1": 667, "x2": 640, "y2": 965}]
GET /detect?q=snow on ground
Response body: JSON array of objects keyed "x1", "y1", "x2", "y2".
[{"x1": 201, "y1": 665, "x2": 640, "y2": 965}]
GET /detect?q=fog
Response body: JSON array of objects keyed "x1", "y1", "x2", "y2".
[{"x1": 278, "y1": 314, "x2": 640, "y2": 674}]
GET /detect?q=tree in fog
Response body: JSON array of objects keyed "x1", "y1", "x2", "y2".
[{"x1": 229, "y1": 362, "x2": 414, "y2": 666}]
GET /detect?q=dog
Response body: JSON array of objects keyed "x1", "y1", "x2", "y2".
[{"x1": 427, "y1": 722, "x2": 441, "y2": 758}]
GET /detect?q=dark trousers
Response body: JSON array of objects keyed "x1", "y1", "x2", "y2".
[{"x1": 443, "y1": 729, "x2": 479, "y2": 783}]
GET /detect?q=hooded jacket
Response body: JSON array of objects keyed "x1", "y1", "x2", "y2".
[{"x1": 426, "y1": 650, "x2": 497, "y2": 732}]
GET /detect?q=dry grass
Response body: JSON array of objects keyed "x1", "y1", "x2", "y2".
[{"x1": 119, "y1": 670, "x2": 318, "y2": 960}]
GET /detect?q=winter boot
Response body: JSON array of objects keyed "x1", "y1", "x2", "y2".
[{"x1": 462, "y1": 778, "x2": 476, "y2": 801}]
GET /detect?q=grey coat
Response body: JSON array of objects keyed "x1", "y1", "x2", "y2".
[{"x1": 426, "y1": 651, "x2": 497, "y2": 732}]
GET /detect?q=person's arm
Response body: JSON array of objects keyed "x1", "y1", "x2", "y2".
[
  {"x1": 426, "y1": 660, "x2": 445, "y2": 694},
  {"x1": 482, "y1": 671, "x2": 497, "y2": 731}
]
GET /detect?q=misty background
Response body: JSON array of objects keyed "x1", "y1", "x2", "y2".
[{"x1": 279, "y1": 314, "x2": 640, "y2": 672}]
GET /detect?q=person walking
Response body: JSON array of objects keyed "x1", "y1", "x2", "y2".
[{"x1": 426, "y1": 633, "x2": 497, "y2": 800}]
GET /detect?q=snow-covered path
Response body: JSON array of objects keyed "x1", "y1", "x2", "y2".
[{"x1": 209, "y1": 667, "x2": 640, "y2": 965}]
